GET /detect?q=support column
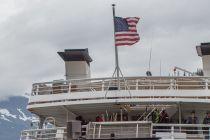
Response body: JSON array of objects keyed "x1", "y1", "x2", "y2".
[
  {"x1": 120, "y1": 108, "x2": 123, "y2": 121},
  {"x1": 178, "y1": 102, "x2": 182, "y2": 124}
]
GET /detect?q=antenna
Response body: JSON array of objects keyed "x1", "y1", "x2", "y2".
[
  {"x1": 159, "y1": 60, "x2": 162, "y2": 76},
  {"x1": 146, "y1": 31, "x2": 154, "y2": 76},
  {"x1": 146, "y1": 47, "x2": 152, "y2": 76},
  {"x1": 148, "y1": 46, "x2": 152, "y2": 71}
]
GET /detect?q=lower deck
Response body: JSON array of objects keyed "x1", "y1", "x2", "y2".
[
  {"x1": 23, "y1": 102, "x2": 210, "y2": 140},
  {"x1": 21, "y1": 121, "x2": 210, "y2": 140}
]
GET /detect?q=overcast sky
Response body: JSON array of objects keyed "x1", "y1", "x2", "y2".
[{"x1": 0, "y1": 0, "x2": 210, "y2": 99}]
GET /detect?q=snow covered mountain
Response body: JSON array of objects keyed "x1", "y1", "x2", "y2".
[{"x1": 0, "y1": 96, "x2": 36, "y2": 140}]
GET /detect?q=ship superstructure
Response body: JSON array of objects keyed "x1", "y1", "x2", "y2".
[{"x1": 21, "y1": 43, "x2": 210, "y2": 140}]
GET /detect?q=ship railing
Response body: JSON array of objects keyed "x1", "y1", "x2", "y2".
[
  {"x1": 20, "y1": 123, "x2": 210, "y2": 140},
  {"x1": 20, "y1": 127, "x2": 66, "y2": 140},
  {"x1": 31, "y1": 76, "x2": 210, "y2": 96},
  {"x1": 85, "y1": 121, "x2": 152, "y2": 139},
  {"x1": 152, "y1": 123, "x2": 210, "y2": 139},
  {"x1": 85, "y1": 121, "x2": 210, "y2": 139}
]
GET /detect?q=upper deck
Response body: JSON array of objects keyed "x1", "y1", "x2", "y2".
[
  {"x1": 28, "y1": 76, "x2": 210, "y2": 107},
  {"x1": 31, "y1": 76, "x2": 210, "y2": 95}
]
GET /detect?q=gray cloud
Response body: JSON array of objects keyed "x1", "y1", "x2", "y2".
[{"x1": 0, "y1": 0, "x2": 209, "y2": 99}]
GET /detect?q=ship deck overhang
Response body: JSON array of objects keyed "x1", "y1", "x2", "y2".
[{"x1": 27, "y1": 90, "x2": 210, "y2": 126}]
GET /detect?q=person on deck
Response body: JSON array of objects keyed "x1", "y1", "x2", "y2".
[
  {"x1": 159, "y1": 110, "x2": 170, "y2": 131},
  {"x1": 151, "y1": 109, "x2": 160, "y2": 123},
  {"x1": 186, "y1": 111, "x2": 198, "y2": 134},
  {"x1": 96, "y1": 116, "x2": 103, "y2": 122},
  {"x1": 203, "y1": 112, "x2": 210, "y2": 139},
  {"x1": 159, "y1": 110, "x2": 169, "y2": 123}
]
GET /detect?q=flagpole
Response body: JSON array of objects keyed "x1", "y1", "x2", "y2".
[{"x1": 112, "y1": 4, "x2": 120, "y2": 89}]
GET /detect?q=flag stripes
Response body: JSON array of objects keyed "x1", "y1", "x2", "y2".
[{"x1": 115, "y1": 17, "x2": 140, "y2": 46}]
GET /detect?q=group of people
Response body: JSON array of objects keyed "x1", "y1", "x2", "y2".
[
  {"x1": 150, "y1": 109, "x2": 210, "y2": 137},
  {"x1": 186, "y1": 110, "x2": 210, "y2": 125},
  {"x1": 77, "y1": 110, "x2": 210, "y2": 135},
  {"x1": 151, "y1": 109, "x2": 169, "y2": 123},
  {"x1": 151, "y1": 109, "x2": 210, "y2": 126},
  {"x1": 186, "y1": 111, "x2": 210, "y2": 137}
]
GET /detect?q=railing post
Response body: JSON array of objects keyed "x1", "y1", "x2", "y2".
[
  {"x1": 149, "y1": 79, "x2": 152, "y2": 90},
  {"x1": 120, "y1": 108, "x2": 123, "y2": 121},
  {"x1": 170, "y1": 79, "x2": 174, "y2": 90},
  {"x1": 125, "y1": 80, "x2": 129, "y2": 90},
  {"x1": 93, "y1": 124, "x2": 96, "y2": 139},
  {"x1": 171, "y1": 126, "x2": 174, "y2": 139},
  {"x1": 209, "y1": 126, "x2": 210, "y2": 140},
  {"x1": 26, "y1": 132, "x2": 29, "y2": 140},
  {"x1": 136, "y1": 79, "x2": 139, "y2": 90},
  {"x1": 150, "y1": 123, "x2": 153, "y2": 138},
  {"x1": 68, "y1": 82, "x2": 72, "y2": 94},
  {"x1": 98, "y1": 124, "x2": 101, "y2": 139},
  {"x1": 205, "y1": 79, "x2": 209, "y2": 90},
  {"x1": 36, "y1": 85, "x2": 39, "y2": 95},
  {"x1": 136, "y1": 123, "x2": 139, "y2": 138}
]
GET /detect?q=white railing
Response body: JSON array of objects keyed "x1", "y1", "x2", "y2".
[
  {"x1": 31, "y1": 76, "x2": 210, "y2": 96},
  {"x1": 20, "y1": 127, "x2": 66, "y2": 140},
  {"x1": 85, "y1": 121, "x2": 210, "y2": 139},
  {"x1": 86, "y1": 121, "x2": 152, "y2": 139},
  {"x1": 153, "y1": 123, "x2": 210, "y2": 139},
  {"x1": 20, "y1": 122, "x2": 210, "y2": 140}
]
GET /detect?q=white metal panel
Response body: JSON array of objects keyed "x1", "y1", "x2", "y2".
[
  {"x1": 28, "y1": 90, "x2": 210, "y2": 109},
  {"x1": 65, "y1": 61, "x2": 90, "y2": 80},
  {"x1": 29, "y1": 90, "x2": 210, "y2": 102},
  {"x1": 202, "y1": 55, "x2": 210, "y2": 76}
]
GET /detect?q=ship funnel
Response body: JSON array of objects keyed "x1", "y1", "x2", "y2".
[
  {"x1": 196, "y1": 43, "x2": 210, "y2": 76},
  {"x1": 58, "y1": 49, "x2": 92, "y2": 80}
]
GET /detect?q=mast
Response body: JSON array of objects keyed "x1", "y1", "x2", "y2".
[
  {"x1": 148, "y1": 47, "x2": 152, "y2": 71},
  {"x1": 112, "y1": 4, "x2": 120, "y2": 89}
]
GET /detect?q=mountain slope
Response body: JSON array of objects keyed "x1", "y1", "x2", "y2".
[{"x1": 0, "y1": 96, "x2": 36, "y2": 140}]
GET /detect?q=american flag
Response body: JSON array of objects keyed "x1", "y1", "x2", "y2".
[{"x1": 114, "y1": 17, "x2": 140, "y2": 46}]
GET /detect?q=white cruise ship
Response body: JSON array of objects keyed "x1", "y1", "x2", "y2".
[{"x1": 20, "y1": 43, "x2": 210, "y2": 140}]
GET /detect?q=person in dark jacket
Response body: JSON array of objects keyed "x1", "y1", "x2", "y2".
[
  {"x1": 159, "y1": 110, "x2": 170, "y2": 131},
  {"x1": 203, "y1": 112, "x2": 210, "y2": 139},
  {"x1": 186, "y1": 111, "x2": 198, "y2": 134},
  {"x1": 159, "y1": 110, "x2": 169, "y2": 123},
  {"x1": 187, "y1": 111, "x2": 198, "y2": 124}
]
